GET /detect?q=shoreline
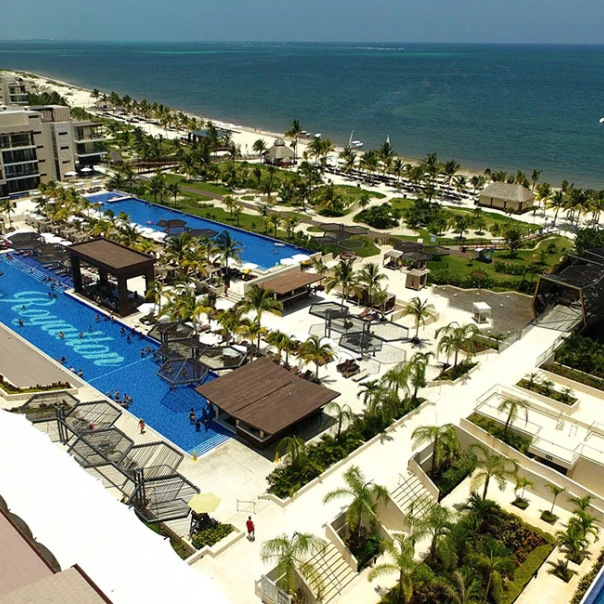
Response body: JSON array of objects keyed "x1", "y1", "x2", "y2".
[{"x1": 5, "y1": 68, "x2": 566, "y2": 186}]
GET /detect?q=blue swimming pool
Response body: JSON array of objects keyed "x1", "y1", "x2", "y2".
[
  {"x1": 87, "y1": 192, "x2": 312, "y2": 271},
  {"x1": 0, "y1": 257, "x2": 231, "y2": 456},
  {"x1": 584, "y1": 570, "x2": 604, "y2": 604}
]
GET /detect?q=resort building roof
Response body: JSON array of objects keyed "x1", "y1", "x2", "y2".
[
  {"x1": 259, "y1": 270, "x2": 324, "y2": 296},
  {"x1": 195, "y1": 357, "x2": 340, "y2": 437},
  {"x1": 264, "y1": 137, "x2": 295, "y2": 161},
  {"x1": 480, "y1": 182, "x2": 533, "y2": 203},
  {"x1": 68, "y1": 237, "x2": 154, "y2": 273}
]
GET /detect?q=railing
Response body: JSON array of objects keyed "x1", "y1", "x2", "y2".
[
  {"x1": 535, "y1": 333, "x2": 569, "y2": 367},
  {"x1": 236, "y1": 499, "x2": 256, "y2": 514}
]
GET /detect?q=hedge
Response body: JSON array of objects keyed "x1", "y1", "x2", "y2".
[
  {"x1": 191, "y1": 523, "x2": 235, "y2": 549},
  {"x1": 501, "y1": 542, "x2": 555, "y2": 604},
  {"x1": 571, "y1": 549, "x2": 604, "y2": 604}
]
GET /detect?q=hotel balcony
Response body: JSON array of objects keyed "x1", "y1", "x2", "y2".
[
  {"x1": 73, "y1": 123, "x2": 105, "y2": 144},
  {"x1": 4, "y1": 164, "x2": 40, "y2": 181},
  {"x1": 2, "y1": 148, "x2": 37, "y2": 165},
  {"x1": 0, "y1": 133, "x2": 36, "y2": 151}
]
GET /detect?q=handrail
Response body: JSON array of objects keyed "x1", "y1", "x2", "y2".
[{"x1": 236, "y1": 499, "x2": 256, "y2": 514}]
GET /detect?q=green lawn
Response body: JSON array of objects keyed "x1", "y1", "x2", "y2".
[
  {"x1": 427, "y1": 236, "x2": 573, "y2": 292},
  {"x1": 164, "y1": 173, "x2": 232, "y2": 197}
]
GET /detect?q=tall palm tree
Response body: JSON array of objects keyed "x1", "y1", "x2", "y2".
[
  {"x1": 412, "y1": 424, "x2": 459, "y2": 474},
  {"x1": 325, "y1": 259, "x2": 358, "y2": 302},
  {"x1": 470, "y1": 444, "x2": 518, "y2": 499},
  {"x1": 472, "y1": 536, "x2": 515, "y2": 602},
  {"x1": 545, "y1": 483, "x2": 566, "y2": 515},
  {"x1": 410, "y1": 502, "x2": 457, "y2": 566},
  {"x1": 215, "y1": 230, "x2": 243, "y2": 288},
  {"x1": 436, "y1": 321, "x2": 480, "y2": 368},
  {"x1": 145, "y1": 279, "x2": 165, "y2": 313},
  {"x1": 357, "y1": 262, "x2": 387, "y2": 308},
  {"x1": 324, "y1": 401, "x2": 356, "y2": 440},
  {"x1": 0, "y1": 198, "x2": 15, "y2": 228},
  {"x1": 381, "y1": 362, "x2": 411, "y2": 400},
  {"x1": 368, "y1": 533, "x2": 433, "y2": 604},
  {"x1": 401, "y1": 297, "x2": 436, "y2": 342},
  {"x1": 252, "y1": 138, "x2": 267, "y2": 157},
  {"x1": 322, "y1": 465, "x2": 388, "y2": 540},
  {"x1": 148, "y1": 172, "x2": 167, "y2": 203},
  {"x1": 297, "y1": 335, "x2": 335, "y2": 380},
  {"x1": 497, "y1": 398, "x2": 530, "y2": 437},
  {"x1": 166, "y1": 182, "x2": 180, "y2": 207},
  {"x1": 267, "y1": 329, "x2": 293, "y2": 364},
  {"x1": 238, "y1": 285, "x2": 283, "y2": 351},
  {"x1": 408, "y1": 352, "x2": 433, "y2": 400},
  {"x1": 285, "y1": 119, "x2": 303, "y2": 163},
  {"x1": 260, "y1": 532, "x2": 326, "y2": 596},
  {"x1": 547, "y1": 190, "x2": 566, "y2": 226},
  {"x1": 552, "y1": 523, "x2": 589, "y2": 574},
  {"x1": 276, "y1": 435, "x2": 308, "y2": 469}
]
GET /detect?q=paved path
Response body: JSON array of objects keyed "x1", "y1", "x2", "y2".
[
  {"x1": 195, "y1": 324, "x2": 563, "y2": 604},
  {"x1": 0, "y1": 324, "x2": 83, "y2": 390}
]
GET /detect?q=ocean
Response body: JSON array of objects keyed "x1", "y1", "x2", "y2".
[{"x1": 0, "y1": 41, "x2": 603, "y2": 188}]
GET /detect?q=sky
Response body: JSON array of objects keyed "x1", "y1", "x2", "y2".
[{"x1": 3, "y1": 0, "x2": 604, "y2": 44}]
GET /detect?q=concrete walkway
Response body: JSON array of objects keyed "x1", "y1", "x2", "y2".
[{"x1": 195, "y1": 325, "x2": 563, "y2": 603}]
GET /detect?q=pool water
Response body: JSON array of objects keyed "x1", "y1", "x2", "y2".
[
  {"x1": 0, "y1": 257, "x2": 231, "y2": 456},
  {"x1": 87, "y1": 192, "x2": 312, "y2": 271}
]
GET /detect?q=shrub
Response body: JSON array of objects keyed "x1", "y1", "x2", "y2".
[
  {"x1": 429, "y1": 451, "x2": 477, "y2": 499},
  {"x1": 501, "y1": 543, "x2": 555, "y2": 604},
  {"x1": 494, "y1": 261, "x2": 526, "y2": 276},
  {"x1": 540, "y1": 510, "x2": 558, "y2": 524},
  {"x1": 354, "y1": 203, "x2": 399, "y2": 229},
  {"x1": 517, "y1": 378, "x2": 577, "y2": 405},
  {"x1": 554, "y1": 335, "x2": 604, "y2": 379},
  {"x1": 512, "y1": 497, "x2": 530, "y2": 510},
  {"x1": 469, "y1": 413, "x2": 532, "y2": 455},
  {"x1": 571, "y1": 548, "x2": 604, "y2": 604},
  {"x1": 435, "y1": 361, "x2": 477, "y2": 382},
  {"x1": 346, "y1": 527, "x2": 383, "y2": 570},
  {"x1": 545, "y1": 363, "x2": 604, "y2": 392},
  {"x1": 191, "y1": 523, "x2": 235, "y2": 549}
]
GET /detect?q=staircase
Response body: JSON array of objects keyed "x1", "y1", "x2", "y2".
[
  {"x1": 390, "y1": 473, "x2": 435, "y2": 518},
  {"x1": 307, "y1": 543, "x2": 357, "y2": 604}
]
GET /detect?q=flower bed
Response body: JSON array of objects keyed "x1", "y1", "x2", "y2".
[
  {"x1": 191, "y1": 523, "x2": 235, "y2": 550},
  {"x1": 0, "y1": 374, "x2": 71, "y2": 394},
  {"x1": 427, "y1": 452, "x2": 477, "y2": 500},
  {"x1": 544, "y1": 362, "x2": 604, "y2": 393}
]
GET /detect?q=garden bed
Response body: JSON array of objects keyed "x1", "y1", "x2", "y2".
[
  {"x1": 434, "y1": 361, "x2": 477, "y2": 382},
  {"x1": 427, "y1": 451, "x2": 477, "y2": 500},
  {"x1": 516, "y1": 378, "x2": 577, "y2": 405},
  {"x1": 544, "y1": 362, "x2": 604, "y2": 393},
  {"x1": 267, "y1": 398, "x2": 423, "y2": 499},
  {"x1": 468, "y1": 413, "x2": 533, "y2": 455},
  {"x1": 191, "y1": 523, "x2": 235, "y2": 550},
  {"x1": 143, "y1": 521, "x2": 195, "y2": 560}
]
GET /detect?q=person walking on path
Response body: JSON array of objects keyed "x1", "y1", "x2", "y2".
[
  {"x1": 138, "y1": 418, "x2": 146, "y2": 434},
  {"x1": 246, "y1": 516, "x2": 255, "y2": 542}
]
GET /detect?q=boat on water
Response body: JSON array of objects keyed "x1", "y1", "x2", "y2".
[{"x1": 348, "y1": 130, "x2": 364, "y2": 148}]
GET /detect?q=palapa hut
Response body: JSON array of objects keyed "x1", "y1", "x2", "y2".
[
  {"x1": 263, "y1": 137, "x2": 295, "y2": 166},
  {"x1": 478, "y1": 182, "x2": 534, "y2": 213}
]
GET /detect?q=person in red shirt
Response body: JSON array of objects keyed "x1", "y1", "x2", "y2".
[{"x1": 246, "y1": 516, "x2": 255, "y2": 542}]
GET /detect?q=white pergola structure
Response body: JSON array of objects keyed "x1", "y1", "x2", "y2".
[{"x1": 472, "y1": 301, "x2": 492, "y2": 324}]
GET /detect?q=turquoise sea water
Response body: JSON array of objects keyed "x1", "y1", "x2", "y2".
[{"x1": 0, "y1": 41, "x2": 603, "y2": 187}]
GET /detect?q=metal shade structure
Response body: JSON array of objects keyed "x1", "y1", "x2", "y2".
[
  {"x1": 157, "y1": 357, "x2": 210, "y2": 386},
  {"x1": 188, "y1": 492, "x2": 221, "y2": 514},
  {"x1": 189, "y1": 228, "x2": 218, "y2": 238}
]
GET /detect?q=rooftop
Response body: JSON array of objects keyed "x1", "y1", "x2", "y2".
[
  {"x1": 259, "y1": 270, "x2": 324, "y2": 295},
  {"x1": 480, "y1": 182, "x2": 534, "y2": 202},
  {"x1": 68, "y1": 238, "x2": 154, "y2": 272},
  {"x1": 195, "y1": 357, "x2": 340, "y2": 435}
]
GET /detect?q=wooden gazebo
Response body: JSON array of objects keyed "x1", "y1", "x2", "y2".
[{"x1": 68, "y1": 238, "x2": 155, "y2": 316}]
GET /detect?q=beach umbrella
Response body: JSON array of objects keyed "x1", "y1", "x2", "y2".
[
  {"x1": 279, "y1": 257, "x2": 296, "y2": 266},
  {"x1": 241, "y1": 262, "x2": 259, "y2": 270},
  {"x1": 64, "y1": 170, "x2": 77, "y2": 177},
  {"x1": 291, "y1": 254, "x2": 311, "y2": 262},
  {"x1": 188, "y1": 493, "x2": 221, "y2": 515},
  {"x1": 80, "y1": 167, "x2": 93, "y2": 173},
  {"x1": 137, "y1": 302, "x2": 157, "y2": 315}
]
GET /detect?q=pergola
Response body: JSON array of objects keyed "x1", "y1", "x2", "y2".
[
  {"x1": 68, "y1": 238, "x2": 155, "y2": 316},
  {"x1": 258, "y1": 270, "x2": 325, "y2": 305},
  {"x1": 195, "y1": 357, "x2": 340, "y2": 448}
]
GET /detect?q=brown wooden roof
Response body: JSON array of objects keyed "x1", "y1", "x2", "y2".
[
  {"x1": 68, "y1": 238, "x2": 155, "y2": 273},
  {"x1": 259, "y1": 271, "x2": 323, "y2": 295},
  {"x1": 196, "y1": 357, "x2": 339, "y2": 435}
]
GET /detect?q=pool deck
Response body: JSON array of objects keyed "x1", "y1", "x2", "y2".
[{"x1": 0, "y1": 324, "x2": 83, "y2": 390}]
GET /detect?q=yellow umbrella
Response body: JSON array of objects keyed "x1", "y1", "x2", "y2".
[{"x1": 188, "y1": 492, "x2": 221, "y2": 514}]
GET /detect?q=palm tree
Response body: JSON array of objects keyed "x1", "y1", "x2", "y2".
[
  {"x1": 456, "y1": 492, "x2": 501, "y2": 533},
  {"x1": 324, "y1": 401, "x2": 355, "y2": 440},
  {"x1": 381, "y1": 362, "x2": 411, "y2": 400},
  {"x1": 357, "y1": 262, "x2": 387, "y2": 308},
  {"x1": 436, "y1": 321, "x2": 479, "y2": 368},
  {"x1": 276, "y1": 435, "x2": 308, "y2": 469},
  {"x1": 552, "y1": 523, "x2": 590, "y2": 574},
  {"x1": 504, "y1": 226, "x2": 523, "y2": 258},
  {"x1": 368, "y1": 533, "x2": 433, "y2": 604},
  {"x1": 412, "y1": 424, "x2": 459, "y2": 474},
  {"x1": 411, "y1": 502, "x2": 457, "y2": 566},
  {"x1": 408, "y1": 352, "x2": 433, "y2": 400},
  {"x1": 0, "y1": 198, "x2": 15, "y2": 228},
  {"x1": 401, "y1": 297, "x2": 436, "y2": 343},
  {"x1": 260, "y1": 532, "x2": 326, "y2": 596},
  {"x1": 148, "y1": 172, "x2": 166, "y2": 203},
  {"x1": 568, "y1": 510, "x2": 600, "y2": 545},
  {"x1": 165, "y1": 182, "x2": 180, "y2": 207},
  {"x1": 470, "y1": 444, "x2": 518, "y2": 499},
  {"x1": 436, "y1": 568, "x2": 482, "y2": 604},
  {"x1": 546, "y1": 483, "x2": 566, "y2": 515},
  {"x1": 513, "y1": 476, "x2": 534, "y2": 502},
  {"x1": 322, "y1": 465, "x2": 388, "y2": 540},
  {"x1": 325, "y1": 259, "x2": 358, "y2": 302},
  {"x1": 252, "y1": 138, "x2": 267, "y2": 157},
  {"x1": 285, "y1": 119, "x2": 303, "y2": 163},
  {"x1": 297, "y1": 335, "x2": 335, "y2": 380},
  {"x1": 547, "y1": 190, "x2": 566, "y2": 226},
  {"x1": 497, "y1": 398, "x2": 530, "y2": 437},
  {"x1": 472, "y1": 536, "x2": 515, "y2": 602},
  {"x1": 238, "y1": 285, "x2": 283, "y2": 351},
  {"x1": 215, "y1": 230, "x2": 243, "y2": 288}
]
